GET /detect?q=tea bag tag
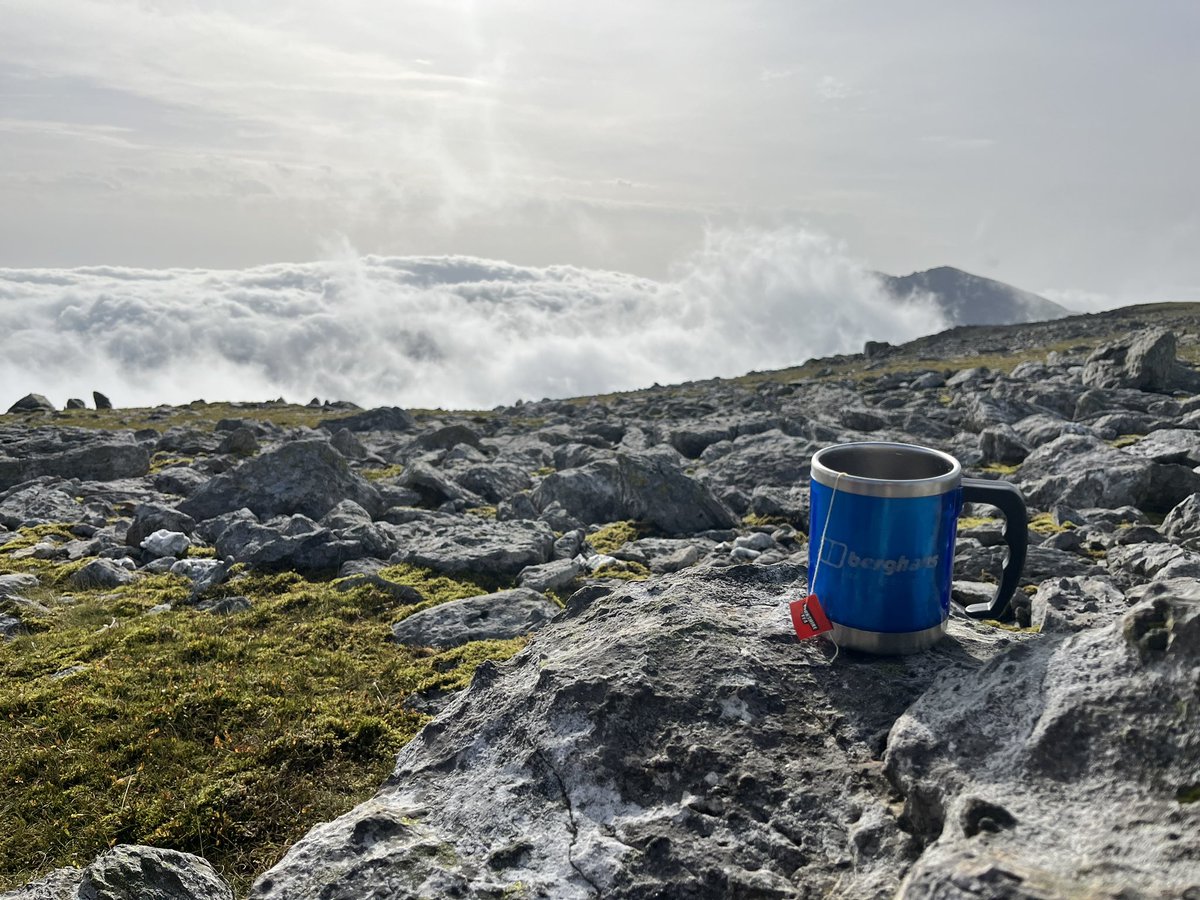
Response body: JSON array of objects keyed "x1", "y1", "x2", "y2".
[{"x1": 790, "y1": 594, "x2": 833, "y2": 640}]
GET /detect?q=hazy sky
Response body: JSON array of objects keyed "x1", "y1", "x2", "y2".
[{"x1": 2, "y1": 0, "x2": 1198, "y2": 304}]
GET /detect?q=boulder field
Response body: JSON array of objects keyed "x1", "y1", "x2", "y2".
[{"x1": 2, "y1": 312, "x2": 1200, "y2": 899}]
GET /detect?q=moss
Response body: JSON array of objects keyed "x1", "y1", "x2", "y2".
[
  {"x1": 1109, "y1": 434, "x2": 1143, "y2": 449},
  {"x1": 980, "y1": 463, "x2": 1020, "y2": 476},
  {"x1": 1028, "y1": 513, "x2": 1071, "y2": 536},
  {"x1": 533, "y1": 466, "x2": 555, "y2": 477},
  {"x1": 589, "y1": 562, "x2": 651, "y2": 582},
  {"x1": 957, "y1": 516, "x2": 998, "y2": 530},
  {"x1": 149, "y1": 453, "x2": 195, "y2": 474},
  {"x1": 0, "y1": 563, "x2": 524, "y2": 894},
  {"x1": 1177, "y1": 785, "x2": 1200, "y2": 804},
  {"x1": 980, "y1": 619, "x2": 1040, "y2": 633},
  {"x1": 361, "y1": 464, "x2": 405, "y2": 482},
  {"x1": 741, "y1": 513, "x2": 788, "y2": 528},
  {"x1": 587, "y1": 521, "x2": 646, "y2": 555},
  {"x1": 465, "y1": 506, "x2": 498, "y2": 520}
]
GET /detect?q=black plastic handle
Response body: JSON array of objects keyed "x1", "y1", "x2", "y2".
[{"x1": 959, "y1": 477, "x2": 1028, "y2": 619}]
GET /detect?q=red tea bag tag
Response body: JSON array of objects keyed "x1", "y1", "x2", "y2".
[{"x1": 790, "y1": 594, "x2": 833, "y2": 640}]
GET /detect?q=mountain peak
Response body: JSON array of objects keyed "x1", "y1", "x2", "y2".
[{"x1": 879, "y1": 266, "x2": 1070, "y2": 326}]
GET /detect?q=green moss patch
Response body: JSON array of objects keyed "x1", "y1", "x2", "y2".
[
  {"x1": 1028, "y1": 512, "x2": 1072, "y2": 536},
  {"x1": 361, "y1": 464, "x2": 405, "y2": 482},
  {"x1": 587, "y1": 521, "x2": 647, "y2": 555},
  {"x1": 0, "y1": 563, "x2": 524, "y2": 893}
]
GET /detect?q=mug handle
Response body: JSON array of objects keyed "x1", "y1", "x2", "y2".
[{"x1": 959, "y1": 478, "x2": 1028, "y2": 619}]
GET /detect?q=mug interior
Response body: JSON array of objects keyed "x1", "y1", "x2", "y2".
[{"x1": 818, "y1": 444, "x2": 953, "y2": 481}]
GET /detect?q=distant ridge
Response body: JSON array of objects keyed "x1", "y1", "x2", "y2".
[{"x1": 878, "y1": 265, "x2": 1069, "y2": 326}]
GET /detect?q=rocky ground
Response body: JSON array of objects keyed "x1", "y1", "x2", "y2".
[{"x1": 2, "y1": 304, "x2": 1199, "y2": 899}]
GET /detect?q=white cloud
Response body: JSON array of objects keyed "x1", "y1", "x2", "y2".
[{"x1": 0, "y1": 227, "x2": 946, "y2": 410}]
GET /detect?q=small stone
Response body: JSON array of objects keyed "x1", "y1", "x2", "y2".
[{"x1": 141, "y1": 529, "x2": 192, "y2": 560}]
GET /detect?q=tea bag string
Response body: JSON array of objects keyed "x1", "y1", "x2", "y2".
[
  {"x1": 810, "y1": 471, "x2": 844, "y2": 590},
  {"x1": 810, "y1": 471, "x2": 844, "y2": 663}
]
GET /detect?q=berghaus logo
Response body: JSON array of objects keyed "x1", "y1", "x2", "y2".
[{"x1": 820, "y1": 540, "x2": 938, "y2": 576}]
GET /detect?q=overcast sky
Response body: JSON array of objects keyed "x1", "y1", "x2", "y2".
[{"x1": 2, "y1": 0, "x2": 1198, "y2": 305}]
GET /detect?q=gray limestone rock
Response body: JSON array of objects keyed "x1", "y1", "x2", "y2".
[
  {"x1": 1162, "y1": 492, "x2": 1200, "y2": 550},
  {"x1": 179, "y1": 440, "x2": 381, "y2": 522},
  {"x1": 321, "y1": 407, "x2": 415, "y2": 433},
  {"x1": 125, "y1": 503, "x2": 197, "y2": 549},
  {"x1": 6, "y1": 393, "x2": 55, "y2": 414},
  {"x1": 886, "y1": 591, "x2": 1200, "y2": 898},
  {"x1": 977, "y1": 424, "x2": 1030, "y2": 464},
  {"x1": 0, "y1": 486, "x2": 88, "y2": 529},
  {"x1": 1081, "y1": 327, "x2": 1197, "y2": 393},
  {"x1": 517, "y1": 558, "x2": 584, "y2": 593},
  {"x1": 390, "y1": 587, "x2": 560, "y2": 648},
  {"x1": 0, "y1": 433, "x2": 150, "y2": 492},
  {"x1": 12, "y1": 843, "x2": 235, "y2": 900},
  {"x1": 1029, "y1": 574, "x2": 1126, "y2": 633},
  {"x1": 387, "y1": 516, "x2": 555, "y2": 578},
  {"x1": 69, "y1": 558, "x2": 135, "y2": 589},
  {"x1": 140, "y1": 530, "x2": 191, "y2": 560},
  {"x1": 1123, "y1": 427, "x2": 1200, "y2": 466},
  {"x1": 532, "y1": 451, "x2": 736, "y2": 533},
  {"x1": 1018, "y1": 433, "x2": 1200, "y2": 513},
  {"x1": 252, "y1": 565, "x2": 1032, "y2": 900}
]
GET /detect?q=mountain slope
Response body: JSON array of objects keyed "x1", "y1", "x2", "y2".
[{"x1": 879, "y1": 265, "x2": 1070, "y2": 326}]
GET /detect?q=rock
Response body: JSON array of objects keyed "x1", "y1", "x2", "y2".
[
  {"x1": 69, "y1": 558, "x2": 135, "y2": 589},
  {"x1": 1106, "y1": 541, "x2": 1200, "y2": 582},
  {"x1": 387, "y1": 517, "x2": 555, "y2": 578},
  {"x1": 1081, "y1": 327, "x2": 1196, "y2": 393},
  {"x1": 322, "y1": 407, "x2": 415, "y2": 433},
  {"x1": 518, "y1": 558, "x2": 584, "y2": 593},
  {"x1": 179, "y1": 440, "x2": 381, "y2": 522},
  {"x1": 886, "y1": 592, "x2": 1200, "y2": 898},
  {"x1": 125, "y1": 503, "x2": 196, "y2": 548},
  {"x1": 839, "y1": 407, "x2": 887, "y2": 432},
  {"x1": 333, "y1": 565, "x2": 424, "y2": 605},
  {"x1": 531, "y1": 452, "x2": 736, "y2": 533},
  {"x1": 414, "y1": 424, "x2": 483, "y2": 451},
  {"x1": 216, "y1": 426, "x2": 259, "y2": 457},
  {"x1": 0, "y1": 573, "x2": 40, "y2": 598},
  {"x1": 977, "y1": 424, "x2": 1030, "y2": 464},
  {"x1": 454, "y1": 463, "x2": 532, "y2": 504},
  {"x1": 1018, "y1": 433, "x2": 1200, "y2": 513},
  {"x1": 0, "y1": 486, "x2": 88, "y2": 529},
  {"x1": 390, "y1": 587, "x2": 560, "y2": 648},
  {"x1": 151, "y1": 466, "x2": 210, "y2": 497},
  {"x1": 1123, "y1": 428, "x2": 1200, "y2": 466},
  {"x1": 208, "y1": 515, "x2": 366, "y2": 573},
  {"x1": 252, "y1": 565, "x2": 1030, "y2": 900},
  {"x1": 65, "y1": 398, "x2": 86, "y2": 410},
  {"x1": 1029, "y1": 574, "x2": 1125, "y2": 633},
  {"x1": 0, "y1": 433, "x2": 150, "y2": 492},
  {"x1": 6, "y1": 393, "x2": 55, "y2": 414},
  {"x1": 169, "y1": 558, "x2": 230, "y2": 594},
  {"x1": 327, "y1": 428, "x2": 366, "y2": 460},
  {"x1": 1163, "y1": 492, "x2": 1200, "y2": 550},
  {"x1": 319, "y1": 499, "x2": 373, "y2": 530},
  {"x1": 0, "y1": 843, "x2": 235, "y2": 900},
  {"x1": 399, "y1": 461, "x2": 482, "y2": 508},
  {"x1": 92, "y1": 391, "x2": 113, "y2": 410},
  {"x1": 140, "y1": 529, "x2": 191, "y2": 560}
]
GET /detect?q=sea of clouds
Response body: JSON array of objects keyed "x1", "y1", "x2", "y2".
[{"x1": 0, "y1": 229, "x2": 947, "y2": 410}]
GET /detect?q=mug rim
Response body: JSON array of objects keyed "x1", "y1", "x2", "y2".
[{"x1": 811, "y1": 441, "x2": 962, "y2": 498}]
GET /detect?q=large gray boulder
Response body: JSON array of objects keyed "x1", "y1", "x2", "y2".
[
  {"x1": 0, "y1": 432, "x2": 150, "y2": 492},
  {"x1": 179, "y1": 440, "x2": 381, "y2": 522},
  {"x1": 531, "y1": 451, "x2": 736, "y2": 533},
  {"x1": 0, "y1": 843, "x2": 233, "y2": 899},
  {"x1": 5, "y1": 393, "x2": 55, "y2": 414},
  {"x1": 387, "y1": 516, "x2": 555, "y2": 578},
  {"x1": 1163, "y1": 492, "x2": 1200, "y2": 550},
  {"x1": 390, "y1": 587, "x2": 561, "y2": 648},
  {"x1": 0, "y1": 486, "x2": 88, "y2": 529},
  {"x1": 1017, "y1": 433, "x2": 1200, "y2": 513},
  {"x1": 886, "y1": 583, "x2": 1200, "y2": 899},
  {"x1": 1081, "y1": 327, "x2": 1199, "y2": 393},
  {"x1": 251, "y1": 565, "x2": 1032, "y2": 900}
]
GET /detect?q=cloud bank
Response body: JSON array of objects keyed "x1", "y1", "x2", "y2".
[{"x1": 0, "y1": 228, "x2": 946, "y2": 410}]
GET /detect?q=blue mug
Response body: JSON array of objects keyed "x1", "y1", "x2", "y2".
[{"x1": 808, "y1": 441, "x2": 1027, "y2": 654}]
